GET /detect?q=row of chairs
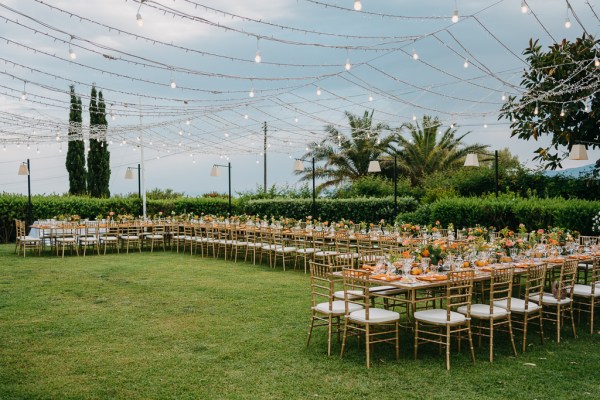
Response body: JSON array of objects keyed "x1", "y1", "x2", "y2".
[{"x1": 308, "y1": 257, "x2": 599, "y2": 369}]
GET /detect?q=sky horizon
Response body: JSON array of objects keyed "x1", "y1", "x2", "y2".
[{"x1": 1, "y1": 0, "x2": 598, "y2": 197}]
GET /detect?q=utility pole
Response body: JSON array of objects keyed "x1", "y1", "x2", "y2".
[{"x1": 263, "y1": 121, "x2": 267, "y2": 193}]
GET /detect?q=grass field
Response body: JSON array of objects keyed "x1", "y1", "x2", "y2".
[{"x1": 1, "y1": 244, "x2": 599, "y2": 399}]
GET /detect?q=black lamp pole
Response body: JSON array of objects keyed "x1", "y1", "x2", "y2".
[
  {"x1": 494, "y1": 150, "x2": 499, "y2": 198},
  {"x1": 26, "y1": 159, "x2": 32, "y2": 227},
  {"x1": 393, "y1": 154, "x2": 397, "y2": 221},
  {"x1": 311, "y1": 157, "x2": 316, "y2": 219}
]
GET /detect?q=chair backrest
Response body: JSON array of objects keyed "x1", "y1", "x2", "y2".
[
  {"x1": 445, "y1": 269, "x2": 475, "y2": 319},
  {"x1": 579, "y1": 235, "x2": 599, "y2": 246},
  {"x1": 523, "y1": 263, "x2": 547, "y2": 308},
  {"x1": 589, "y1": 257, "x2": 599, "y2": 296},
  {"x1": 555, "y1": 259, "x2": 578, "y2": 300},
  {"x1": 489, "y1": 265, "x2": 514, "y2": 313},
  {"x1": 15, "y1": 219, "x2": 25, "y2": 238},
  {"x1": 359, "y1": 249, "x2": 384, "y2": 266},
  {"x1": 309, "y1": 261, "x2": 335, "y2": 308},
  {"x1": 342, "y1": 268, "x2": 372, "y2": 316}
]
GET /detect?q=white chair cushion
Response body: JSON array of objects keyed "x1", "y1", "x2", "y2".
[
  {"x1": 414, "y1": 309, "x2": 466, "y2": 325},
  {"x1": 333, "y1": 289, "x2": 362, "y2": 300},
  {"x1": 101, "y1": 236, "x2": 118, "y2": 241},
  {"x1": 296, "y1": 248, "x2": 320, "y2": 254},
  {"x1": 348, "y1": 308, "x2": 400, "y2": 324},
  {"x1": 315, "y1": 250, "x2": 339, "y2": 257},
  {"x1": 530, "y1": 293, "x2": 572, "y2": 306},
  {"x1": 275, "y1": 246, "x2": 297, "y2": 253},
  {"x1": 494, "y1": 298, "x2": 540, "y2": 313},
  {"x1": 120, "y1": 235, "x2": 139, "y2": 240},
  {"x1": 146, "y1": 234, "x2": 163, "y2": 239},
  {"x1": 572, "y1": 284, "x2": 600, "y2": 297},
  {"x1": 314, "y1": 300, "x2": 363, "y2": 315},
  {"x1": 458, "y1": 304, "x2": 509, "y2": 319},
  {"x1": 337, "y1": 253, "x2": 359, "y2": 259}
]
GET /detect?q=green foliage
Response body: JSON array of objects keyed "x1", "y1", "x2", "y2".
[
  {"x1": 145, "y1": 187, "x2": 185, "y2": 199},
  {"x1": 87, "y1": 88, "x2": 110, "y2": 198},
  {"x1": 333, "y1": 175, "x2": 394, "y2": 198},
  {"x1": 236, "y1": 183, "x2": 311, "y2": 201},
  {"x1": 245, "y1": 196, "x2": 418, "y2": 223},
  {"x1": 499, "y1": 35, "x2": 600, "y2": 172},
  {"x1": 66, "y1": 85, "x2": 86, "y2": 195},
  {"x1": 398, "y1": 195, "x2": 600, "y2": 234}
]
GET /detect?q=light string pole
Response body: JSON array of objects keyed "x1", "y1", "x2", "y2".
[
  {"x1": 18, "y1": 159, "x2": 32, "y2": 227},
  {"x1": 464, "y1": 150, "x2": 499, "y2": 197},
  {"x1": 368, "y1": 154, "x2": 398, "y2": 222},
  {"x1": 210, "y1": 162, "x2": 232, "y2": 216},
  {"x1": 293, "y1": 157, "x2": 316, "y2": 218}
]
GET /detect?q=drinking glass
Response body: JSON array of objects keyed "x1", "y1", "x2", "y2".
[{"x1": 420, "y1": 257, "x2": 431, "y2": 275}]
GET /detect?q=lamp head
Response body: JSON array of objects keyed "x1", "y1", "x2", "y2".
[
  {"x1": 124, "y1": 167, "x2": 134, "y2": 180},
  {"x1": 293, "y1": 159, "x2": 305, "y2": 172},
  {"x1": 463, "y1": 153, "x2": 480, "y2": 167},
  {"x1": 367, "y1": 160, "x2": 381, "y2": 173},
  {"x1": 569, "y1": 144, "x2": 588, "y2": 160},
  {"x1": 18, "y1": 162, "x2": 29, "y2": 176},
  {"x1": 210, "y1": 165, "x2": 221, "y2": 177}
]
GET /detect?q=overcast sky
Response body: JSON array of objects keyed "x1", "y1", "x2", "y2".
[{"x1": 0, "y1": 0, "x2": 598, "y2": 197}]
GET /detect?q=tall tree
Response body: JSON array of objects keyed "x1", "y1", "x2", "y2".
[
  {"x1": 87, "y1": 86, "x2": 110, "y2": 197},
  {"x1": 296, "y1": 110, "x2": 395, "y2": 189},
  {"x1": 66, "y1": 85, "x2": 87, "y2": 195},
  {"x1": 499, "y1": 35, "x2": 600, "y2": 172},
  {"x1": 394, "y1": 115, "x2": 488, "y2": 186}
]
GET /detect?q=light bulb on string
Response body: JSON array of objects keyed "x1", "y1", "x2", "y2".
[
  {"x1": 412, "y1": 114, "x2": 417, "y2": 121},
  {"x1": 68, "y1": 36, "x2": 76, "y2": 59},
  {"x1": 483, "y1": 123, "x2": 488, "y2": 129},
  {"x1": 560, "y1": 107, "x2": 565, "y2": 117},
  {"x1": 254, "y1": 38, "x2": 261, "y2": 63},
  {"x1": 249, "y1": 82, "x2": 255, "y2": 98},
  {"x1": 520, "y1": 0, "x2": 528, "y2": 13},
  {"x1": 595, "y1": 57, "x2": 600, "y2": 67},
  {"x1": 584, "y1": 100, "x2": 589, "y2": 112},
  {"x1": 353, "y1": 0, "x2": 362, "y2": 11},
  {"x1": 186, "y1": 119, "x2": 191, "y2": 125},
  {"x1": 452, "y1": 1, "x2": 459, "y2": 23},
  {"x1": 316, "y1": 87, "x2": 322, "y2": 96},
  {"x1": 463, "y1": 59, "x2": 469, "y2": 68},
  {"x1": 534, "y1": 104, "x2": 539, "y2": 115},
  {"x1": 565, "y1": 17, "x2": 571, "y2": 29},
  {"x1": 20, "y1": 81, "x2": 27, "y2": 100},
  {"x1": 501, "y1": 92, "x2": 506, "y2": 102},
  {"x1": 244, "y1": 113, "x2": 248, "y2": 119},
  {"x1": 294, "y1": 117, "x2": 299, "y2": 123},
  {"x1": 344, "y1": 58, "x2": 351, "y2": 71},
  {"x1": 368, "y1": 94, "x2": 373, "y2": 102},
  {"x1": 136, "y1": 0, "x2": 145, "y2": 26},
  {"x1": 170, "y1": 79, "x2": 176, "y2": 89},
  {"x1": 412, "y1": 50, "x2": 419, "y2": 60}
]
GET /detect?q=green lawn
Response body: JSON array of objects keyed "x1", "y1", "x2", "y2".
[{"x1": 1, "y1": 244, "x2": 599, "y2": 399}]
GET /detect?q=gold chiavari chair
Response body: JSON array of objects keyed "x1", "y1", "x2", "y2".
[
  {"x1": 145, "y1": 222, "x2": 166, "y2": 252},
  {"x1": 77, "y1": 222, "x2": 100, "y2": 256},
  {"x1": 413, "y1": 270, "x2": 476, "y2": 370},
  {"x1": 340, "y1": 268, "x2": 400, "y2": 368},
  {"x1": 306, "y1": 261, "x2": 363, "y2": 356},
  {"x1": 495, "y1": 263, "x2": 546, "y2": 352},
  {"x1": 99, "y1": 221, "x2": 119, "y2": 255},
  {"x1": 293, "y1": 231, "x2": 320, "y2": 273},
  {"x1": 55, "y1": 222, "x2": 79, "y2": 257},
  {"x1": 14, "y1": 219, "x2": 41, "y2": 257},
  {"x1": 459, "y1": 265, "x2": 517, "y2": 362},
  {"x1": 572, "y1": 257, "x2": 600, "y2": 334},
  {"x1": 531, "y1": 259, "x2": 578, "y2": 343},
  {"x1": 119, "y1": 222, "x2": 142, "y2": 254}
]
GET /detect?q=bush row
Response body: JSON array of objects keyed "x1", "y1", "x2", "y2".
[
  {"x1": 397, "y1": 195, "x2": 600, "y2": 235},
  {"x1": 0, "y1": 194, "x2": 416, "y2": 242}
]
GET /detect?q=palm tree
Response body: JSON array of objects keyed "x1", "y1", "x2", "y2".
[
  {"x1": 392, "y1": 115, "x2": 488, "y2": 186},
  {"x1": 296, "y1": 110, "x2": 396, "y2": 189}
]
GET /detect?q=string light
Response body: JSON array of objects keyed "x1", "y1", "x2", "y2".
[
  {"x1": 560, "y1": 107, "x2": 565, "y2": 117},
  {"x1": 249, "y1": 87, "x2": 255, "y2": 98},
  {"x1": 520, "y1": 1, "x2": 528, "y2": 14},
  {"x1": 463, "y1": 59, "x2": 469, "y2": 68},
  {"x1": 353, "y1": 0, "x2": 362, "y2": 11},
  {"x1": 564, "y1": 6, "x2": 571, "y2": 29},
  {"x1": 595, "y1": 57, "x2": 600, "y2": 67},
  {"x1": 68, "y1": 36, "x2": 76, "y2": 60},
  {"x1": 534, "y1": 103, "x2": 539, "y2": 115},
  {"x1": 170, "y1": 78, "x2": 176, "y2": 89},
  {"x1": 244, "y1": 113, "x2": 248, "y2": 119},
  {"x1": 186, "y1": 119, "x2": 191, "y2": 125},
  {"x1": 412, "y1": 50, "x2": 419, "y2": 60},
  {"x1": 254, "y1": 38, "x2": 261, "y2": 63},
  {"x1": 368, "y1": 94, "x2": 373, "y2": 102},
  {"x1": 136, "y1": 0, "x2": 145, "y2": 27},
  {"x1": 20, "y1": 81, "x2": 27, "y2": 100},
  {"x1": 344, "y1": 58, "x2": 352, "y2": 71},
  {"x1": 294, "y1": 117, "x2": 299, "y2": 123},
  {"x1": 316, "y1": 87, "x2": 322, "y2": 96},
  {"x1": 452, "y1": 0, "x2": 459, "y2": 23},
  {"x1": 501, "y1": 92, "x2": 506, "y2": 101},
  {"x1": 412, "y1": 114, "x2": 417, "y2": 121}
]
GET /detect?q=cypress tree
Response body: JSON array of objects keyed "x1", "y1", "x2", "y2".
[
  {"x1": 87, "y1": 86, "x2": 111, "y2": 197},
  {"x1": 66, "y1": 85, "x2": 87, "y2": 195}
]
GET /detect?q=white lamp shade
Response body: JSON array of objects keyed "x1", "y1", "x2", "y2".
[
  {"x1": 293, "y1": 160, "x2": 304, "y2": 172},
  {"x1": 210, "y1": 166, "x2": 220, "y2": 177},
  {"x1": 124, "y1": 168, "x2": 134, "y2": 180},
  {"x1": 463, "y1": 153, "x2": 480, "y2": 167},
  {"x1": 569, "y1": 144, "x2": 588, "y2": 160},
  {"x1": 367, "y1": 160, "x2": 381, "y2": 173},
  {"x1": 18, "y1": 163, "x2": 29, "y2": 175}
]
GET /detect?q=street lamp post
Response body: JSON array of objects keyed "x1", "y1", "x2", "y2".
[
  {"x1": 368, "y1": 154, "x2": 398, "y2": 221},
  {"x1": 18, "y1": 159, "x2": 32, "y2": 227},
  {"x1": 294, "y1": 157, "x2": 316, "y2": 218},
  {"x1": 210, "y1": 162, "x2": 232, "y2": 216},
  {"x1": 464, "y1": 150, "x2": 499, "y2": 197},
  {"x1": 125, "y1": 164, "x2": 142, "y2": 216}
]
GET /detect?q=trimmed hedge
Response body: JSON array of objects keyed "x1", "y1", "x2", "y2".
[
  {"x1": 397, "y1": 195, "x2": 600, "y2": 235},
  {"x1": 243, "y1": 196, "x2": 419, "y2": 223}
]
